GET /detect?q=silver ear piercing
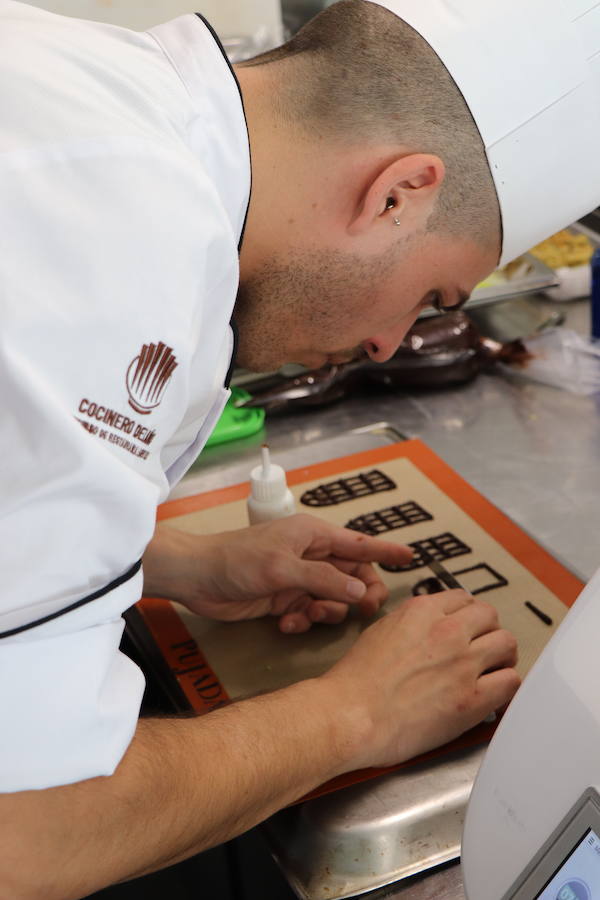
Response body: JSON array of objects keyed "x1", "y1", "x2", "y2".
[{"x1": 385, "y1": 197, "x2": 402, "y2": 225}]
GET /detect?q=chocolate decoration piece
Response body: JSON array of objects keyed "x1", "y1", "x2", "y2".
[
  {"x1": 525, "y1": 601, "x2": 553, "y2": 626},
  {"x1": 238, "y1": 312, "x2": 536, "y2": 415},
  {"x1": 345, "y1": 500, "x2": 433, "y2": 535},
  {"x1": 381, "y1": 532, "x2": 472, "y2": 573},
  {"x1": 452, "y1": 562, "x2": 509, "y2": 595},
  {"x1": 300, "y1": 469, "x2": 396, "y2": 507},
  {"x1": 412, "y1": 576, "x2": 444, "y2": 596}
]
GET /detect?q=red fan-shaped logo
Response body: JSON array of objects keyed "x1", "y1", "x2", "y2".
[{"x1": 126, "y1": 342, "x2": 178, "y2": 415}]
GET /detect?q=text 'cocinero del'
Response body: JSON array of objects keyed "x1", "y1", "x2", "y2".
[{"x1": 78, "y1": 398, "x2": 156, "y2": 445}]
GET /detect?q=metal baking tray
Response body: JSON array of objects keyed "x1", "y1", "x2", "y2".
[{"x1": 263, "y1": 746, "x2": 483, "y2": 900}]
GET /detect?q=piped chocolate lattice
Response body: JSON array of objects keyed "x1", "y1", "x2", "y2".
[
  {"x1": 300, "y1": 469, "x2": 396, "y2": 507},
  {"x1": 345, "y1": 500, "x2": 433, "y2": 536},
  {"x1": 451, "y1": 563, "x2": 508, "y2": 595},
  {"x1": 381, "y1": 532, "x2": 471, "y2": 573},
  {"x1": 411, "y1": 562, "x2": 508, "y2": 596}
]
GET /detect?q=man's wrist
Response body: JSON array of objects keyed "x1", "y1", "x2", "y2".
[
  {"x1": 142, "y1": 525, "x2": 212, "y2": 604},
  {"x1": 299, "y1": 675, "x2": 374, "y2": 779}
]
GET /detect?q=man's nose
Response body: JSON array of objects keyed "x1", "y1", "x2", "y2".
[{"x1": 362, "y1": 319, "x2": 417, "y2": 363}]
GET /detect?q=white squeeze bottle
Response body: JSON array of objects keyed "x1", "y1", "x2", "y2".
[{"x1": 247, "y1": 444, "x2": 296, "y2": 524}]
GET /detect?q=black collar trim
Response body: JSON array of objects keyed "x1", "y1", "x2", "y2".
[
  {"x1": 225, "y1": 318, "x2": 239, "y2": 388},
  {"x1": 194, "y1": 14, "x2": 252, "y2": 386},
  {"x1": 194, "y1": 13, "x2": 252, "y2": 255}
]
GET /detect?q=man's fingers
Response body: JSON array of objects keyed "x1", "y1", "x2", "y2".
[
  {"x1": 327, "y1": 557, "x2": 389, "y2": 615},
  {"x1": 281, "y1": 555, "x2": 388, "y2": 617},
  {"x1": 279, "y1": 596, "x2": 354, "y2": 633},
  {"x1": 278, "y1": 604, "x2": 313, "y2": 634},
  {"x1": 438, "y1": 588, "x2": 475, "y2": 615},
  {"x1": 308, "y1": 600, "x2": 351, "y2": 625},
  {"x1": 452, "y1": 598, "x2": 500, "y2": 640},
  {"x1": 358, "y1": 580, "x2": 389, "y2": 617},
  {"x1": 477, "y1": 667, "x2": 522, "y2": 716},
  {"x1": 327, "y1": 556, "x2": 370, "y2": 578},
  {"x1": 287, "y1": 558, "x2": 370, "y2": 605},
  {"x1": 471, "y1": 628, "x2": 519, "y2": 673},
  {"x1": 323, "y1": 525, "x2": 413, "y2": 568}
]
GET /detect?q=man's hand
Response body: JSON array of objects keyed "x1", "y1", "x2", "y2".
[
  {"x1": 143, "y1": 516, "x2": 412, "y2": 633},
  {"x1": 143, "y1": 519, "x2": 519, "y2": 762},
  {"x1": 323, "y1": 588, "x2": 520, "y2": 768}
]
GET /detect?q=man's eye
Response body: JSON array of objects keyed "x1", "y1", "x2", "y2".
[
  {"x1": 430, "y1": 293, "x2": 467, "y2": 314},
  {"x1": 430, "y1": 292, "x2": 446, "y2": 313}
]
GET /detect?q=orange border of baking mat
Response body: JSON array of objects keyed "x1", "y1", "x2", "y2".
[{"x1": 137, "y1": 439, "x2": 584, "y2": 800}]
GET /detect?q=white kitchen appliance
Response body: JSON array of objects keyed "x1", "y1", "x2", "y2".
[{"x1": 463, "y1": 568, "x2": 600, "y2": 899}]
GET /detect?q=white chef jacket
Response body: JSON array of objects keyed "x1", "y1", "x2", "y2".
[{"x1": 0, "y1": 1, "x2": 250, "y2": 791}]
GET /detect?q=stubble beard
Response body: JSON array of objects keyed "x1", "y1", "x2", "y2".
[{"x1": 233, "y1": 244, "x2": 402, "y2": 372}]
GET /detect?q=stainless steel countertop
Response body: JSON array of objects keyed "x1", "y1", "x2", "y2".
[{"x1": 179, "y1": 293, "x2": 598, "y2": 899}]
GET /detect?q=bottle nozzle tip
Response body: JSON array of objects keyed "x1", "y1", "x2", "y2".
[{"x1": 261, "y1": 444, "x2": 271, "y2": 476}]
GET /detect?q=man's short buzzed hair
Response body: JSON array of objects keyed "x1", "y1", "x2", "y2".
[{"x1": 242, "y1": 0, "x2": 502, "y2": 254}]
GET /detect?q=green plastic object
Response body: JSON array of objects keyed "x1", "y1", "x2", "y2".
[{"x1": 205, "y1": 387, "x2": 265, "y2": 448}]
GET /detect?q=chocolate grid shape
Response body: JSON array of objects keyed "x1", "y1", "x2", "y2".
[
  {"x1": 380, "y1": 532, "x2": 471, "y2": 573},
  {"x1": 411, "y1": 562, "x2": 508, "y2": 597},
  {"x1": 301, "y1": 469, "x2": 396, "y2": 507},
  {"x1": 452, "y1": 563, "x2": 508, "y2": 595},
  {"x1": 345, "y1": 501, "x2": 433, "y2": 536},
  {"x1": 412, "y1": 576, "x2": 444, "y2": 596}
]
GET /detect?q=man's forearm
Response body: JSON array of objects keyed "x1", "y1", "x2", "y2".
[
  {"x1": 2, "y1": 678, "x2": 361, "y2": 900},
  {"x1": 142, "y1": 523, "x2": 203, "y2": 603}
]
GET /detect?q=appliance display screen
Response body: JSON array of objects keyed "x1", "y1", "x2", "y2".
[{"x1": 536, "y1": 829, "x2": 600, "y2": 899}]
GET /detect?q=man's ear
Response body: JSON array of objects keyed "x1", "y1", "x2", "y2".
[{"x1": 348, "y1": 153, "x2": 445, "y2": 235}]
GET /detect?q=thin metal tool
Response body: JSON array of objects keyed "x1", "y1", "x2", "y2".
[{"x1": 421, "y1": 550, "x2": 467, "y2": 592}]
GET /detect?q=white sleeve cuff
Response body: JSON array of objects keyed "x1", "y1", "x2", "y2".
[{"x1": 0, "y1": 618, "x2": 145, "y2": 792}]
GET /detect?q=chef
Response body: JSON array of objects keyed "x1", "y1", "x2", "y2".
[{"x1": 0, "y1": 0, "x2": 598, "y2": 896}]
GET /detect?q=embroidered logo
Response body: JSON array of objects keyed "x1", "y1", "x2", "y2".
[{"x1": 126, "y1": 342, "x2": 178, "y2": 415}]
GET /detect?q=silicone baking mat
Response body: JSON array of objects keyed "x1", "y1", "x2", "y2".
[{"x1": 137, "y1": 439, "x2": 583, "y2": 797}]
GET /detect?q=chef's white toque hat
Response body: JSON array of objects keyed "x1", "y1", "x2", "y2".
[{"x1": 368, "y1": 0, "x2": 600, "y2": 264}]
